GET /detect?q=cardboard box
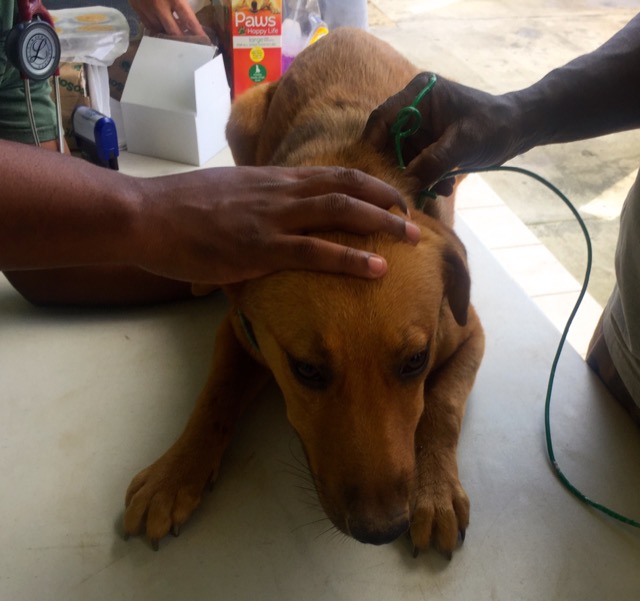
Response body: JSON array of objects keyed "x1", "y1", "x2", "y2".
[
  {"x1": 108, "y1": 38, "x2": 140, "y2": 103},
  {"x1": 108, "y1": 6, "x2": 216, "y2": 103},
  {"x1": 120, "y1": 36, "x2": 230, "y2": 166},
  {"x1": 52, "y1": 62, "x2": 91, "y2": 151},
  {"x1": 211, "y1": 0, "x2": 282, "y2": 98}
]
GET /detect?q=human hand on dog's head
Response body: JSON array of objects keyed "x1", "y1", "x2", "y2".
[
  {"x1": 129, "y1": 0, "x2": 207, "y2": 36},
  {"x1": 134, "y1": 165, "x2": 421, "y2": 286},
  {"x1": 363, "y1": 72, "x2": 527, "y2": 193}
]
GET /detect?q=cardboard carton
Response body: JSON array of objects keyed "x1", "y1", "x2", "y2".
[
  {"x1": 53, "y1": 62, "x2": 91, "y2": 151},
  {"x1": 211, "y1": 0, "x2": 282, "y2": 98},
  {"x1": 120, "y1": 36, "x2": 230, "y2": 166}
]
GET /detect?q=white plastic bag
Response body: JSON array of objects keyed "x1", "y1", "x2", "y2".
[
  {"x1": 51, "y1": 7, "x2": 130, "y2": 116},
  {"x1": 52, "y1": 7, "x2": 130, "y2": 66}
]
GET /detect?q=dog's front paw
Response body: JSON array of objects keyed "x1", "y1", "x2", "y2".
[
  {"x1": 410, "y1": 477, "x2": 469, "y2": 558},
  {"x1": 123, "y1": 452, "x2": 218, "y2": 550}
]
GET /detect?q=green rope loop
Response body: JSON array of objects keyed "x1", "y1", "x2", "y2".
[
  {"x1": 391, "y1": 106, "x2": 422, "y2": 138},
  {"x1": 391, "y1": 73, "x2": 437, "y2": 169}
]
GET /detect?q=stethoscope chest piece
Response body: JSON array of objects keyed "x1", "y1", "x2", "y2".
[
  {"x1": 5, "y1": 16, "x2": 61, "y2": 81},
  {"x1": 4, "y1": 1, "x2": 64, "y2": 152}
]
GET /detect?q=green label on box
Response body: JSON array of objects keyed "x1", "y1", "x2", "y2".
[{"x1": 249, "y1": 64, "x2": 266, "y2": 83}]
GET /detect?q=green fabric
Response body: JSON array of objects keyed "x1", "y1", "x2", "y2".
[{"x1": 0, "y1": 0, "x2": 58, "y2": 143}]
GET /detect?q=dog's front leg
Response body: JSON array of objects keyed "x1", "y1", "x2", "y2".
[
  {"x1": 411, "y1": 324, "x2": 484, "y2": 558},
  {"x1": 123, "y1": 314, "x2": 270, "y2": 549}
]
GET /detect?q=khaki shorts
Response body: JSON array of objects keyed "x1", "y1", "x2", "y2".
[{"x1": 602, "y1": 168, "x2": 640, "y2": 411}]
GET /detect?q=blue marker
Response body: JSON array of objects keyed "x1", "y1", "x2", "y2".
[{"x1": 72, "y1": 106, "x2": 120, "y2": 170}]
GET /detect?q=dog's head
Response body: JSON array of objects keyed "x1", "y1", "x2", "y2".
[{"x1": 225, "y1": 213, "x2": 470, "y2": 544}]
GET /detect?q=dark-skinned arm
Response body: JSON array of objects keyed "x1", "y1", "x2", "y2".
[
  {"x1": 364, "y1": 13, "x2": 640, "y2": 189},
  {"x1": 0, "y1": 140, "x2": 419, "y2": 306}
]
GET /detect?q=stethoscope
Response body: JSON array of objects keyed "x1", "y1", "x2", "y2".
[{"x1": 5, "y1": 0, "x2": 64, "y2": 152}]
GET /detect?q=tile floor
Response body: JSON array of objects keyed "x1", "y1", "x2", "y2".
[{"x1": 455, "y1": 175, "x2": 602, "y2": 356}]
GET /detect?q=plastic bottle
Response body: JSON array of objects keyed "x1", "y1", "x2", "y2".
[{"x1": 282, "y1": 18, "x2": 304, "y2": 73}]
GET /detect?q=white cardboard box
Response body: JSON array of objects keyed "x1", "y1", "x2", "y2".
[{"x1": 121, "y1": 36, "x2": 230, "y2": 166}]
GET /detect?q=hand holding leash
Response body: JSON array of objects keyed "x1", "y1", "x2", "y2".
[{"x1": 363, "y1": 72, "x2": 526, "y2": 192}]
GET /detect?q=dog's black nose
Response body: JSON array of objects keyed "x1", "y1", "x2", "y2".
[{"x1": 348, "y1": 515, "x2": 410, "y2": 546}]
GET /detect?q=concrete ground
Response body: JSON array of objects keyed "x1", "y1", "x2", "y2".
[{"x1": 367, "y1": 0, "x2": 640, "y2": 313}]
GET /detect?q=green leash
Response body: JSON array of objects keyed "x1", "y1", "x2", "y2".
[
  {"x1": 391, "y1": 78, "x2": 640, "y2": 529},
  {"x1": 390, "y1": 73, "x2": 437, "y2": 170}
]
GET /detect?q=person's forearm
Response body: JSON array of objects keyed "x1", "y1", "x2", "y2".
[
  {"x1": 508, "y1": 13, "x2": 640, "y2": 152},
  {"x1": 0, "y1": 140, "x2": 140, "y2": 271},
  {"x1": 1, "y1": 137, "x2": 417, "y2": 294},
  {"x1": 3, "y1": 266, "x2": 192, "y2": 306}
]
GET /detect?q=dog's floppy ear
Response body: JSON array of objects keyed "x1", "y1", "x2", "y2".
[
  {"x1": 441, "y1": 234, "x2": 471, "y2": 326},
  {"x1": 226, "y1": 81, "x2": 279, "y2": 165}
]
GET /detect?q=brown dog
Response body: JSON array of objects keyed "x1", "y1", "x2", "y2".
[{"x1": 124, "y1": 28, "x2": 485, "y2": 556}]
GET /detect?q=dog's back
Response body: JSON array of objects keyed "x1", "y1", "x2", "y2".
[
  {"x1": 227, "y1": 29, "x2": 426, "y2": 197},
  {"x1": 258, "y1": 29, "x2": 418, "y2": 161}
]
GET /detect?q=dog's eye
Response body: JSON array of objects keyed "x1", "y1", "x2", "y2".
[
  {"x1": 400, "y1": 347, "x2": 430, "y2": 378},
  {"x1": 288, "y1": 357, "x2": 329, "y2": 390}
]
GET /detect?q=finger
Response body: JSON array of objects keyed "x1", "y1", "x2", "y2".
[
  {"x1": 154, "y1": 7, "x2": 183, "y2": 36},
  {"x1": 277, "y1": 236, "x2": 390, "y2": 279},
  {"x1": 285, "y1": 193, "x2": 421, "y2": 243},
  {"x1": 135, "y1": 8, "x2": 163, "y2": 33},
  {"x1": 406, "y1": 137, "x2": 461, "y2": 190},
  {"x1": 430, "y1": 177, "x2": 456, "y2": 197},
  {"x1": 291, "y1": 168, "x2": 409, "y2": 214},
  {"x1": 173, "y1": 2, "x2": 207, "y2": 36},
  {"x1": 247, "y1": 166, "x2": 408, "y2": 214},
  {"x1": 362, "y1": 72, "x2": 435, "y2": 148},
  {"x1": 362, "y1": 101, "x2": 399, "y2": 149}
]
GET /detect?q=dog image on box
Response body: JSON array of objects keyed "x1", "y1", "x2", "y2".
[
  {"x1": 124, "y1": 28, "x2": 485, "y2": 557},
  {"x1": 232, "y1": 0, "x2": 280, "y2": 13}
]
